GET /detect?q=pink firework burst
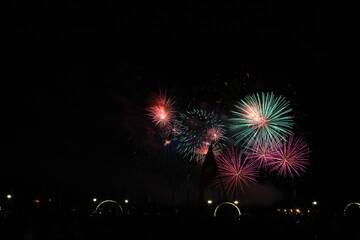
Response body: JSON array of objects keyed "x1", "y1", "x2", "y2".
[
  {"x1": 245, "y1": 139, "x2": 275, "y2": 170},
  {"x1": 147, "y1": 94, "x2": 175, "y2": 129},
  {"x1": 214, "y1": 148, "x2": 258, "y2": 197},
  {"x1": 269, "y1": 135, "x2": 310, "y2": 178}
]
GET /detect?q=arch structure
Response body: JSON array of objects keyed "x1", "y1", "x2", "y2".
[
  {"x1": 95, "y1": 200, "x2": 123, "y2": 214},
  {"x1": 213, "y1": 201, "x2": 241, "y2": 218},
  {"x1": 343, "y1": 202, "x2": 360, "y2": 216}
]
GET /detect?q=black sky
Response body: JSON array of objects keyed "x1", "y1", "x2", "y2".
[{"x1": 2, "y1": 1, "x2": 359, "y2": 208}]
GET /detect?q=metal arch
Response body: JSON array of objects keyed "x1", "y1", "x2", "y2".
[
  {"x1": 214, "y1": 201, "x2": 241, "y2": 218},
  {"x1": 343, "y1": 202, "x2": 360, "y2": 216},
  {"x1": 95, "y1": 200, "x2": 123, "y2": 214}
]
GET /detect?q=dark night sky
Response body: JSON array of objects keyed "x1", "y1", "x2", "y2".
[{"x1": 1, "y1": 1, "x2": 359, "y2": 208}]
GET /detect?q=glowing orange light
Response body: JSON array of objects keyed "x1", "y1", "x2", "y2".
[{"x1": 198, "y1": 142, "x2": 211, "y2": 155}]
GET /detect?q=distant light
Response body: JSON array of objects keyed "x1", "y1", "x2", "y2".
[
  {"x1": 207, "y1": 200, "x2": 212, "y2": 205},
  {"x1": 312, "y1": 201, "x2": 317, "y2": 206},
  {"x1": 124, "y1": 199, "x2": 129, "y2": 203},
  {"x1": 6, "y1": 194, "x2": 12, "y2": 199},
  {"x1": 295, "y1": 208, "x2": 301, "y2": 213},
  {"x1": 34, "y1": 200, "x2": 40, "y2": 203},
  {"x1": 234, "y1": 200, "x2": 239, "y2": 205},
  {"x1": 93, "y1": 198, "x2": 97, "y2": 202}
]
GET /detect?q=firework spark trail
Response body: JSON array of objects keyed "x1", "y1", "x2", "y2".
[
  {"x1": 229, "y1": 92, "x2": 294, "y2": 147},
  {"x1": 269, "y1": 135, "x2": 310, "y2": 178},
  {"x1": 214, "y1": 148, "x2": 258, "y2": 197}
]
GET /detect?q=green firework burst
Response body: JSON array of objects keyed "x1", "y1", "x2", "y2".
[{"x1": 229, "y1": 92, "x2": 294, "y2": 146}]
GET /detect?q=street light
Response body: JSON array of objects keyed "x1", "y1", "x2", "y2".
[
  {"x1": 6, "y1": 194, "x2": 12, "y2": 199},
  {"x1": 312, "y1": 201, "x2": 317, "y2": 206},
  {"x1": 93, "y1": 198, "x2": 97, "y2": 203},
  {"x1": 207, "y1": 200, "x2": 212, "y2": 205}
]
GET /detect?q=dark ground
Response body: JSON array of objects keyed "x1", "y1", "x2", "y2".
[{"x1": 1, "y1": 203, "x2": 359, "y2": 240}]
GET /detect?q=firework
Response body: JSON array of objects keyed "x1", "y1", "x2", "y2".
[
  {"x1": 213, "y1": 148, "x2": 258, "y2": 197},
  {"x1": 269, "y1": 135, "x2": 310, "y2": 178},
  {"x1": 245, "y1": 139, "x2": 275, "y2": 170},
  {"x1": 207, "y1": 126, "x2": 226, "y2": 142},
  {"x1": 175, "y1": 109, "x2": 227, "y2": 163},
  {"x1": 147, "y1": 93, "x2": 175, "y2": 129},
  {"x1": 229, "y1": 92, "x2": 294, "y2": 147}
]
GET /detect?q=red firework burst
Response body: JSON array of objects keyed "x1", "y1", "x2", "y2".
[{"x1": 147, "y1": 94, "x2": 175, "y2": 129}]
